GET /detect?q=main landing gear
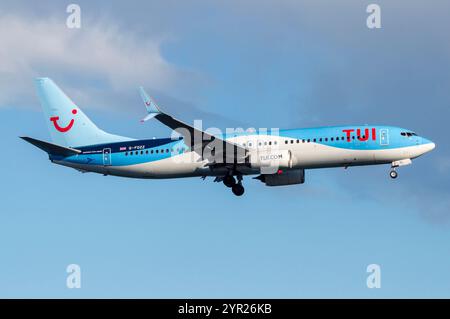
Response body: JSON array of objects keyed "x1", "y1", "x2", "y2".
[
  {"x1": 223, "y1": 175, "x2": 236, "y2": 187},
  {"x1": 232, "y1": 183, "x2": 245, "y2": 196},
  {"x1": 223, "y1": 174, "x2": 245, "y2": 196}
]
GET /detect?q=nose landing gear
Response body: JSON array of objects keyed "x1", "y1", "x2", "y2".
[
  {"x1": 389, "y1": 159, "x2": 412, "y2": 179},
  {"x1": 389, "y1": 170, "x2": 398, "y2": 179}
]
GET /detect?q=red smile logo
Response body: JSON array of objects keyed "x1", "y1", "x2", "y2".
[{"x1": 50, "y1": 109, "x2": 77, "y2": 133}]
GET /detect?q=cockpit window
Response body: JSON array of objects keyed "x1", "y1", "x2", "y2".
[{"x1": 401, "y1": 132, "x2": 418, "y2": 137}]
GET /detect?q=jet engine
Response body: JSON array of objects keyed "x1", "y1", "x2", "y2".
[
  {"x1": 249, "y1": 150, "x2": 292, "y2": 173},
  {"x1": 255, "y1": 169, "x2": 305, "y2": 186}
]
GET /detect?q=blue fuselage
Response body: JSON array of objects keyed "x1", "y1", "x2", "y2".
[{"x1": 51, "y1": 125, "x2": 435, "y2": 179}]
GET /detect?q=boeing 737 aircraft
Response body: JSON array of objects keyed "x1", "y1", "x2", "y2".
[{"x1": 22, "y1": 78, "x2": 435, "y2": 196}]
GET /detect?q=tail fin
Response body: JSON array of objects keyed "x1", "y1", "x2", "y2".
[{"x1": 35, "y1": 78, "x2": 132, "y2": 147}]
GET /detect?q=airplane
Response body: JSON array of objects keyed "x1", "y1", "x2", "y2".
[{"x1": 21, "y1": 78, "x2": 435, "y2": 196}]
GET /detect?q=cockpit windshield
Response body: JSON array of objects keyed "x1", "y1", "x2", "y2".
[{"x1": 400, "y1": 132, "x2": 417, "y2": 137}]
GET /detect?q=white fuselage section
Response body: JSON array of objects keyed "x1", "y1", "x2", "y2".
[{"x1": 55, "y1": 134, "x2": 435, "y2": 179}]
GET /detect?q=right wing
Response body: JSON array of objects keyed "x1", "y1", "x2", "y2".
[{"x1": 138, "y1": 87, "x2": 247, "y2": 165}]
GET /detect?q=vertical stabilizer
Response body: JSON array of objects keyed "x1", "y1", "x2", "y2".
[{"x1": 35, "y1": 78, "x2": 133, "y2": 147}]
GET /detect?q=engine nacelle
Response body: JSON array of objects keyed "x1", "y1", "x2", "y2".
[
  {"x1": 249, "y1": 150, "x2": 292, "y2": 173},
  {"x1": 256, "y1": 169, "x2": 305, "y2": 186}
]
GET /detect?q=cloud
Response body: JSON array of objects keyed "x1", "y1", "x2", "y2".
[{"x1": 0, "y1": 13, "x2": 202, "y2": 110}]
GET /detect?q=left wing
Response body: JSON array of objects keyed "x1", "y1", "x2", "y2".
[{"x1": 138, "y1": 87, "x2": 247, "y2": 165}]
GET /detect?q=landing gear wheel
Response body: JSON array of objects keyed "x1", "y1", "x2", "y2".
[
  {"x1": 232, "y1": 183, "x2": 245, "y2": 196},
  {"x1": 223, "y1": 175, "x2": 236, "y2": 188},
  {"x1": 390, "y1": 170, "x2": 398, "y2": 179}
]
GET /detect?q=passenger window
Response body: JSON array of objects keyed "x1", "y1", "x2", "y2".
[
  {"x1": 325, "y1": 138, "x2": 328, "y2": 142},
  {"x1": 319, "y1": 138, "x2": 322, "y2": 142},
  {"x1": 302, "y1": 139, "x2": 305, "y2": 143},
  {"x1": 313, "y1": 138, "x2": 316, "y2": 142},
  {"x1": 285, "y1": 140, "x2": 288, "y2": 144},
  {"x1": 135, "y1": 151, "x2": 138, "y2": 155},
  {"x1": 156, "y1": 150, "x2": 159, "y2": 154},
  {"x1": 291, "y1": 140, "x2": 294, "y2": 144},
  {"x1": 307, "y1": 139, "x2": 311, "y2": 143},
  {"x1": 331, "y1": 138, "x2": 334, "y2": 141}
]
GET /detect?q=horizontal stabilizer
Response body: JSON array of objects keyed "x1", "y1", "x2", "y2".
[{"x1": 20, "y1": 136, "x2": 81, "y2": 157}]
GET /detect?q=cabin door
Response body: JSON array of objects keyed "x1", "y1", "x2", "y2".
[
  {"x1": 379, "y1": 129, "x2": 389, "y2": 146},
  {"x1": 102, "y1": 148, "x2": 112, "y2": 166}
]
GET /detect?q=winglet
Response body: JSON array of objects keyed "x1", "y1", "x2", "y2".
[
  {"x1": 138, "y1": 87, "x2": 161, "y2": 122},
  {"x1": 140, "y1": 113, "x2": 157, "y2": 123}
]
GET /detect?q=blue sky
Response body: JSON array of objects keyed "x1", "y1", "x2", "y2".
[{"x1": 1, "y1": 0, "x2": 450, "y2": 298}]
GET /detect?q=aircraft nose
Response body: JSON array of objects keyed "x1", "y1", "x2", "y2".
[
  {"x1": 429, "y1": 142, "x2": 436, "y2": 151},
  {"x1": 422, "y1": 138, "x2": 436, "y2": 153}
]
